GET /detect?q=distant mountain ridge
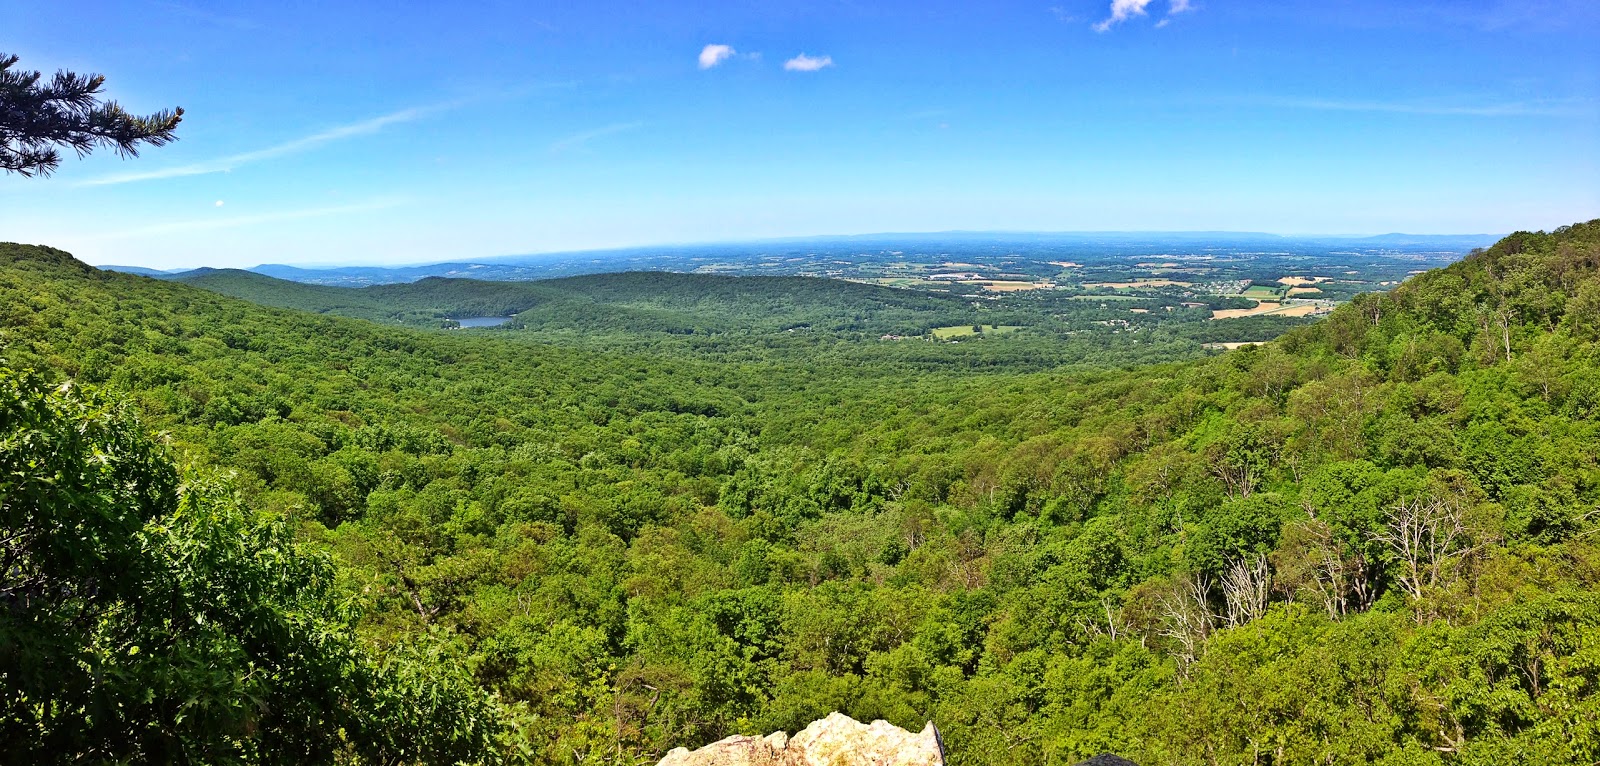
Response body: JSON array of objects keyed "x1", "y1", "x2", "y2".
[
  {"x1": 95, "y1": 231, "x2": 1502, "y2": 287},
  {"x1": 169, "y1": 267, "x2": 990, "y2": 336},
  {"x1": 98, "y1": 264, "x2": 181, "y2": 276}
]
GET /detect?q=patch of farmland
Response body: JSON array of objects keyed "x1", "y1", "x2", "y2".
[{"x1": 931, "y1": 324, "x2": 1023, "y2": 339}]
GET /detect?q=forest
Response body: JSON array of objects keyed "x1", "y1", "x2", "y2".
[
  {"x1": 3, "y1": 219, "x2": 1599, "y2": 765},
  {"x1": 172, "y1": 265, "x2": 1310, "y2": 367}
]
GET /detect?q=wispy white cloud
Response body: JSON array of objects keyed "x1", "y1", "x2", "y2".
[
  {"x1": 783, "y1": 53, "x2": 834, "y2": 72},
  {"x1": 1267, "y1": 96, "x2": 1593, "y2": 117},
  {"x1": 548, "y1": 122, "x2": 644, "y2": 153},
  {"x1": 1097, "y1": 0, "x2": 1195, "y2": 31},
  {"x1": 1157, "y1": 0, "x2": 1196, "y2": 27},
  {"x1": 80, "y1": 103, "x2": 457, "y2": 186},
  {"x1": 98, "y1": 199, "x2": 406, "y2": 239},
  {"x1": 1048, "y1": 6, "x2": 1078, "y2": 23},
  {"x1": 699, "y1": 44, "x2": 737, "y2": 69},
  {"x1": 1094, "y1": 0, "x2": 1155, "y2": 32}
]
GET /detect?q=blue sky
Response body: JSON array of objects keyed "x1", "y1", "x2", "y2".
[{"x1": 2, "y1": 0, "x2": 1597, "y2": 269}]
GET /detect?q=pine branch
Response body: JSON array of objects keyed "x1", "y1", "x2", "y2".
[{"x1": 0, "y1": 52, "x2": 182, "y2": 177}]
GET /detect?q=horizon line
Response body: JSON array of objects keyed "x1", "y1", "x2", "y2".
[{"x1": 88, "y1": 228, "x2": 1506, "y2": 271}]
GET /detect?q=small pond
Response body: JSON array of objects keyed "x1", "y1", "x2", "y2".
[{"x1": 455, "y1": 316, "x2": 513, "y2": 328}]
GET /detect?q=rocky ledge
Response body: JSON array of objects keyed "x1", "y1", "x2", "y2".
[{"x1": 657, "y1": 712, "x2": 945, "y2": 766}]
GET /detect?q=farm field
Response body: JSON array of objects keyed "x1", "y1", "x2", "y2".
[
  {"x1": 1210, "y1": 300, "x2": 1326, "y2": 319},
  {"x1": 1242, "y1": 285, "x2": 1283, "y2": 299},
  {"x1": 1276, "y1": 275, "x2": 1331, "y2": 285},
  {"x1": 960, "y1": 280, "x2": 1049, "y2": 292},
  {"x1": 930, "y1": 323, "x2": 1023, "y2": 339}
]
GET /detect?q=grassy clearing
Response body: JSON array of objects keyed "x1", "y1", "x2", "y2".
[
  {"x1": 959, "y1": 280, "x2": 1049, "y2": 292},
  {"x1": 1243, "y1": 285, "x2": 1283, "y2": 299},
  {"x1": 1212, "y1": 301, "x2": 1325, "y2": 320},
  {"x1": 931, "y1": 324, "x2": 1023, "y2": 339}
]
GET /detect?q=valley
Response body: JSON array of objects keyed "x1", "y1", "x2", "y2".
[
  {"x1": 7, "y1": 6, "x2": 1595, "y2": 764},
  {"x1": 6, "y1": 221, "x2": 1599, "y2": 765}
]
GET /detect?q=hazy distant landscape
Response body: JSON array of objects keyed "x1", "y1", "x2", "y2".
[
  {"x1": 116, "y1": 233, "x2": 1495, "y2": 360},
  {"x1": 103, "y1": 231, "x2": 1498, "y2": 288}
]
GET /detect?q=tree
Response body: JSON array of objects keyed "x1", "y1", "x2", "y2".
[
  {"x1": 1370, "y1": 496, "x2": 1471, "y2": 603},
  {"x1": 0, "y1": 371, "x2": 497, "y2": 764},
  {"x1": 1155, "y1": 572, "x2": 1214, "y2": 676},
  {"x1": 1, "y1": 52, "x2": 182, "y2": 177},
  {"x1": 1220, "y1": 553, "x2": 1270, "y2": 628}
]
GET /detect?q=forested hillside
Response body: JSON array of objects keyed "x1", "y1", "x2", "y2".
[
  {"x1": 175, "y1": 262, "x2": 1311, "y2": 370},
  {"x1": 173, "y1": 268, "x2": 986, "y2": 334},
  {"x1": 3, "y1": 220, "x2": 1599, "y2": 765}
]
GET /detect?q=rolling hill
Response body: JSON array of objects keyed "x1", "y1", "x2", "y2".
[
  {"x1": 171, "y1": 267, "x2": 987, "y2": 335},
  {"x1": 3, "y1": 219, "x2": 1599, "y2": 765}
]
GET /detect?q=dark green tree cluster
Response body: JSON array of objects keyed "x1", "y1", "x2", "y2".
[{"x1": 0, "y1": 369, "x2": 497, "y2": 764}]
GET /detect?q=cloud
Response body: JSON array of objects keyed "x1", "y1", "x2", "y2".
[
  {"x1": 98, "y1": 199, "x2": 405, "y2": 239},
  {"x1": 1160, "y1": 0, "x2": 1195, "y2": 26},
  {"x1": 699, "y1": 44, "x2": 737, "y2": 70},
  {"x1": 1096, "y1": 0, "x2": 1194, "y2": 32},
  {"x1": 783, "y1": 53, "x2": 834, "y2": 72},
  {"x1": 548, "y1": 122, "x2": 644, "y2": 153},
  {"x1": 1094, "y1": 0, "x2": 1155, "y2": 32},
  {"x1": 80, "y1": 103, "x2": 456, "y2": 186}
]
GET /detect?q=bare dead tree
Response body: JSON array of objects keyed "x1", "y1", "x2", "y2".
[
  {"x1": 1222, "y1": 553, "x2": 1271, "y2": 628},
  {"x1": 1157, "y1": 572, "x2": 1215, "y2": 677},
  {"x1": 1371, "y1": 497, "x2": 1470, "y2": 602},
  {"x1": 1207, "y1": 445, "x2": 1262, "y2": 501},
  {"x1": 1273, "y1": 519, "x2": 1376, "y2": 620},
  {"x1": 1074, "y1": 595, "x2": 1127, "y2": 642}
]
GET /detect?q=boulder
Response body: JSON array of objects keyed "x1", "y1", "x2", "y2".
[
  {"x1": 657, "y1": 712, "x2": 944, "y2": 766},
  {"x1": 658, "y1": 732, "x2": 787, "y2": 766},
  {"x1": 785, "y1": 712, "x2": 944, "y2": 766}
]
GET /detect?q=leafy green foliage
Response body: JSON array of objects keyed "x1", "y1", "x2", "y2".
[
  {"x1": 0, "y1": 371, "x2": 497, "y2": 764},
  {"x1": 2, "y1": 219, "x2": 1598, "y2": 764}
]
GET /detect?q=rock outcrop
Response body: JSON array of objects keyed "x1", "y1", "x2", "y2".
[{"x1": 657, "y1": 712, "x2": 944, "y2": 766}]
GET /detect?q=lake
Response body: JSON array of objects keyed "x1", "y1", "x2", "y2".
[{"x1": 456, "y1": 316, "x2": 513, "y2": 328}]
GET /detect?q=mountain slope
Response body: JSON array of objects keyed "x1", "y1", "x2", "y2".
[
  {"x1": 174, "y1": 266, "x2": 990, "y2": 335},
  {"x1": 3, "y1": 221, "x2": 1599, "y2": 765},
  {"x1": 173, "y1": 267, "x2": 570, "y2": 326}
]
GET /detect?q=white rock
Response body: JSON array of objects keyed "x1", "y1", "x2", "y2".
[{"x1": 656, "y1": 713, "x2": 944, "y2": 766}]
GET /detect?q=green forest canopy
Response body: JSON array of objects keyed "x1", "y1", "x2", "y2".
[{"x1": 2, "y1": 219, "x2": 1599, "y2": 764}]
